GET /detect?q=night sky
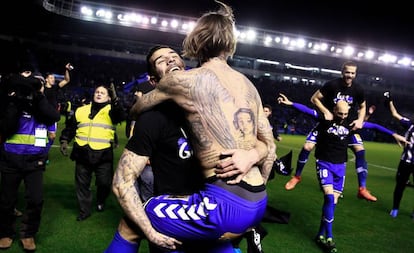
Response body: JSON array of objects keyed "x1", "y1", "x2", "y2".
[
  {"x1": 1, "y1": 0, "x2": 413, "y2": 55},
  {"x1": 98, "y1": 0, "x2": 414, "y2": 55}
]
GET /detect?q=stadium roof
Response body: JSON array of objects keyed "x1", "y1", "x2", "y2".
[{"x1": 2, "y1": 0, "x2": 414, "y2": 88}]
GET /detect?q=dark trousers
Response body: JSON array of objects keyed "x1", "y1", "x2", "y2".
[
  {"x1": 75, "y1": 161, "x2": 113, "y2": 216},
  {"x1": 0, "y1": 165, "x2": 44, "y2": 239},
  {"x1": 392, "y1": 160, "x2": 414, "y2": 209}
]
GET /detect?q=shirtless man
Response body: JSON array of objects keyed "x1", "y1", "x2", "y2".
[{"x1": 125, "y1": 1, "x2": 276, "y2": 252}]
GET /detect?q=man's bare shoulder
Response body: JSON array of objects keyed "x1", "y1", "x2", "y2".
[{"x1": 158, "y1": 69, "x2": 198, "y2": 92}]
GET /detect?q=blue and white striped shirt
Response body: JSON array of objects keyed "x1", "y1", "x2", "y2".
[{"x1": 400, "y1": 117, "x2": 414, "y2": 164}]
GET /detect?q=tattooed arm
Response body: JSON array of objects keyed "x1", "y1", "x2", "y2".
[
  {"x1": 129, "y1": 70, "x2": 192, "y2": 120},
  {"x1": 256, "y1": 102, "x2": 277, "y2": 184},
  {"x1": 129, "y1": 89, "x2": 171, "y2": 120},
  {"x1": 112, "y1": 149, "x2": 181, "y2": 250}
]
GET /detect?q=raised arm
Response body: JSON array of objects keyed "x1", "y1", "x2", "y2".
[
  {"x1": 389, "y1": 101, "x2": 403, "y2": 121},
  {"x1": 57, "y1": 63, "x2": 72, "y2": 88},
  {"x1": 385, "y1": 92, "x2": 412, "y2": 131},
  {"x1": 311, "y1": 89, "x2": 333, "y2": 120},
  {"x1": 278, "y1": 93, "x2": 319, "y2": 118},
  {"x1": 112, "y1": 149, "x2": 181, "y2": 250},
  {"x1": 362, "y1": 121, "x2": 408, "y2": 147}
]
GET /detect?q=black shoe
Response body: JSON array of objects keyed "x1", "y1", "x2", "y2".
[
  {"x1": 76, "y1": 214, "x2": 90, "y2": 221},
  {"x1": 97, "y1": 204, "x2": 105, "y2": 212},
  {"x1": 324, "y1": 238, "x2": 337, "y2": 253},
  {"x1": 315, "y1": 235, "x2": 326, "y2": 249}
]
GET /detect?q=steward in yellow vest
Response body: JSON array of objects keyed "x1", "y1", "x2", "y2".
[{"x1": 59, "y1": 84, "x2": 127, "y2": 221}]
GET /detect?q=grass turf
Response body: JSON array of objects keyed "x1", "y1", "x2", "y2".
[{"x1": 7, "y1": 120, "x2": 414, "y2": 253}]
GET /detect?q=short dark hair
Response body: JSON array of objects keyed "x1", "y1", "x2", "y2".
[
  {"x1": 19, "y1": 62, "x2": 34, "y2": 73},
  {"x1": 44, "y1": 72, "x2": 54, "y2": 78},
  {"x1": 341, "y1": 61, "x2": 357, "y2": 71}
]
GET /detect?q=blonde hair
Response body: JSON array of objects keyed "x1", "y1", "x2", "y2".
[{"x1": 182, "y1": 0, "x2": 236, "y2": 64}]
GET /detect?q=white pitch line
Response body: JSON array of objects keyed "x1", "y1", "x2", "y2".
[{"x1": 277, "y1": 143, "x2": 397, "y2": 172}]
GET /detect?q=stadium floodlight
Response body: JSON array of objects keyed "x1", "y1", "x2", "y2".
[
  {"x1": 96, "y1": 9, "x2": 112, "y2": 20},
  {"x1": 296, "y1": 38, "x2": 306, "y2": 48},
  {"x1": 274, "y1": 36, "x2": 282, "y2": 43},
  {"x1": 320, "y1": 43, "x2": 328, "y2": 51},
  {"x1": 378, "y1": 53, "x2": 397, "y2": 63},
  {"x1": 150, "y1": 17, "x2": 157, "y2": 25},
  {"x1": 282, "y1": 37, "x2": 290, "y2": 45},
  {"x1": 43, "y1": 0, "x2": 414, "y2": 71},
  {"x1": 245, "y1": 29, "x2": 257, "y2": 41},
  {"x1": 344, "y1": 46, "x2": 355, "y2": 56},
  {"x1": 335, "y1": 47, "x2": 343, "y2": 54},
  {"x1": 365, "y1": 50, "x2": 375, "y2": 59},
  {"x1": 170, "y1": 19, "x2": 179, "y2": 29},
  {"x1": 160, "y1": 20, "x2": 168, "y2": 28},
  {"x1": 264, "y1": 36, "x2": 272, "y2": 46},
  {"x1": 397, "y1": 57, "x2": 411, "y2": 66},
  {"x1": 80, "y1": 6, "x2": 93, "y2": 16}
]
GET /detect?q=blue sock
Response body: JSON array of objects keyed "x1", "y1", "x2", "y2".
[
  {"x1": 104, "y1": 231, "x2": 139, "y2": 253},
  {"x1": 355, "y1": 150, "x2": 367, "y2": 188},
  {"x1": 317, "y1": 216, "x2": 325, "y2": 237},
  {"x1": 323, "y1": 194, "x2": 335, "y2": 239},
  {"x1": 295, "y1": 148, "x2": 311, "y2": 177}
]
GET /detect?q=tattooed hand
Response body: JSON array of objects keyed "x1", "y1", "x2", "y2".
[
  {"x1": 215, "y1": 148, "x2": 259, "y2": 184},
  {"x1": 147, "y1": 229, "x2": 182, "y2": 250}
]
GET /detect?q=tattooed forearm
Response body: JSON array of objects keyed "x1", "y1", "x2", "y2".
[
  {"x1": 130, "y1": 89, "x2": 170, "y2": 119},
  {"x1": 256, "y1": 110, "x2": 277, "y2": 183},
  {"x1": 112, "y1": 149, "x2": 156, "y2": 238}
]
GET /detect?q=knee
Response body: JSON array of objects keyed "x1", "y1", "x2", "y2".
[
  {"x1": 303, "y1": 142, "x2": 314, "y2": 151},
  {"x1": 118, "y1": 218, "x2": 141, "y2": 243}
]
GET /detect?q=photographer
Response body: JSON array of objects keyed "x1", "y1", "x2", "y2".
[{"x1": 0, "y1": 72, "x2": 60, "y2": 251}]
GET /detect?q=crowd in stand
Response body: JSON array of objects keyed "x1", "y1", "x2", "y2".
[{"x1": 1, "y1": 36, "x2": 413, "y2": 144}]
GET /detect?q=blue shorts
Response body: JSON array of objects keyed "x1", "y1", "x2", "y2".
[
  {"x1": 144, "y1": 183, "x2": 267, "y2": 242},
  {"x1": 348, "y1": 133, "x2": 364, "y2": 146},
  {"x1": 316, "y1": 160, "x2": 346, "y2": 193}
]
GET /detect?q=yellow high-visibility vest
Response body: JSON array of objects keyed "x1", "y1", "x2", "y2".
[{"x1": 75, "y1": 104, "x2": 115, "y2": 150}]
